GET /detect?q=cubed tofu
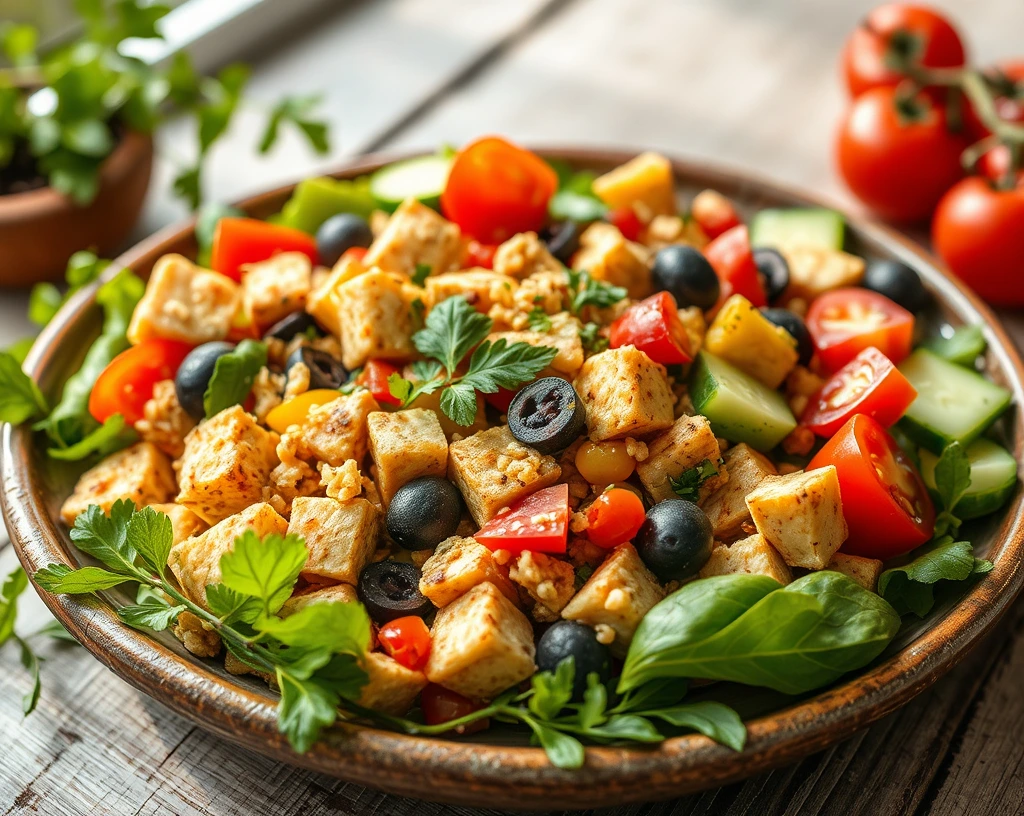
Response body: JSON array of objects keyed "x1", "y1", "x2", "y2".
[
  {"x1": 573, "y1": 346, "x2": 675, "y2": 442},
  {"x1": 700, "y1": 443, "x2": 778, "y2": 540},
  {"x1": 127, "y1": 254, "x2": 239, "y2": 345},
  {"x1": 486, "y1": 312, "x2": 585, "y2": 381},
  {"x1": 241, "y1": 252, "x2": 312, "y2": 329},
  {"x1": 780, "y1": 245, "x2": 866, "y2": 303},
  {"x1": 149, "y1": 503, "x2": 208, "y2": 545},
  {"x1": 425, "y1": 270, "x2": 517, "y2": 313},
  {"x1": 287, "y1": 497, "x2": 381, "y2": 584},
  {"x1": 168, "y1": 502, "x2": 288, "y2": 608},
  {"x1": 448, "y1": 426, "x2": 561, "y2": 526},
  {"x1": 512, "y1": 270, "x2": 571, "y2": 315},
  {"x1": 363, "y1": 198, "x2": 463, "y2": 277},
  {"x1": 704, "y1": 295, "x2": 799, "y2": 389},
  {"x1": 640, "y1": 214, "x2": 709, "y2": 251},
  {"x1": 678, "y1": 306, "x2": 706, "y2": 357},
  {"x1": 637, "y1": 414, "x2": 728, "y2": 502},
  {"x1": 60, "y1": 442, "x2": 176, "y2": 526},
  {"x1": 562, "y1": 543, "x2": 664, "y2": 658},
  {"x1": 357, "y1": 651, "x2": 428, "y2": 716},
  {"x1": 492, "y1": 231, "x2": 563, "y2": 279},
  {"x1": 172, "y1": 611, "x2": 221, "y2": 658},
  {"x1": 745, "y1": 466, "x2": 848, "y2": 569},
  {"x1": 299, "y1": 389, "x2": 379, "y2": 467},
  {"x1": 367, "y1": 409, "x2": 448, "y2": 506},
  {"x1": 698, "y1": 534, "x2": 793, "y2": 585},
  {"x1": 592, "y1": 152, "x2": 676, "y2": 217},
  {"x1": 419, "y1": 535, "x2": 519, "y2": 608},
  {"x1": 828, "y1": 552, "x2": 884, "y2": 592},
  {"x1": 280, "y1": 583, "x2": 359, "y2": 616},
  {"x1": 336, "y1": 270, "x2": 423, "y2": 370},
  {"x1": 176, "y1": 406, "x2": 279, "y2": 524},
  {"x1": 306, "y1": 254, "x2": 367, "y2": 337},
  {"x1": 425, "y1": 581, "x2": 536, "y2": 700},
  {"x1": 509, "y1": 551, "x2": 576, "y2": 619},
  {"x1": 573, "y1": 223, "x2": 652, "y2": 299}
]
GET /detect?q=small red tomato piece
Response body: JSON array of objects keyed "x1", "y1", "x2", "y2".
[
  {"x1": 703, "y1": 225, "x2": 767, "y2": 311},
  {"x1": 342, "y1": 246, "x2": 368, "y2": 263},
  {"x1": 475, "y1": 484, "x2": 569, "y2": 554},
  {"x1": 585, "y1": 488, "x2": 647, "y2": 549},
  {"x1": 88, "y1": 339, "x2": 193, "y2": 425},
  {"x1": 420, "y1": 684, "x2": 490, "y2": 734},
  {"x1": 357, "y1": 359, "x2": 402, "y2": 406},
  {"x1": 607, "y1": 207, "x2": 644, "y2": 242},
  {"x1": 465, "y1": 240, "x2": 498, "y2": 270},
  {"x1": 690, "y1": 190, "x2": 742, "y2": 240},
  {"x1": 484, "y1": 386, "x2": 519, "y2": 414},
  {"x1": 806, "y1": 288, "x2": 914, "y2": 373},
  {"x1": 377, "y1": 616, "x2": 431, "y2": 671},
  {"x1": 610, "y1": 291, "x2": 692, "y2": 365},
  {"x1": 210, "y1": 217, "x2": 319, "y2": 282}
]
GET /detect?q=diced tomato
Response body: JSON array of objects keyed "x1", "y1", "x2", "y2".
[
  {"x1": 342, "y1": 246, "x2": 368, "y2": 263},
  {"x1": 585, "y1": 488, "x2": 647, "y2": 548},
  {"x1": 609, "y1": 292, "x2": 692, "y2": 365},
  {"x1": 806, "y1": 289, "x2": 914, "y2": 373},
  {"x1": 465, "y1": 240, "x2": 498, "y2": 270},
  {"x1": 441, "y1": 137, "x2": 558, "y2": 244},
  {"x1": 88, "y1": 339, "x2": 193, "y2": 425},
  {"x1": 357, "y1": 360, "x2": 402, "y2": 406},
  {"x1": 690, "y1": 190, "x2": 742, "y2": 240},
  {"x1": 607, "y1": 207, "x2": 644, "y2": 242},
  {"x1": 210, "y1": 217, "x2": 319, "y2": 282},
  {"x1": 377, "y1": 616, "x2": 431, "y2": 671},
  {"x1": 808, "y1": 414, "x2": 934, "y2": 559},
  {"x1": 421, "y1": 684, "x2": 490, "y2": 734},
  {"x1": 703, "y1": 225, "x2": 767, "y2": 312},
  {"x1": 484, "y1": 386, "x2": 519, "y2": 413},
  {"x1": 802, "y1": 347, "x2": 917, "y2": 437},
  {"x1": 474, "y1": 484, "x2": 569, "y2": 554}
]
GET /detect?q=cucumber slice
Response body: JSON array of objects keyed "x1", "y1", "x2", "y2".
[
  {"x1": 919, "y1": 438, "x2": 1018, "y2": 519},
  {"x1": 897, "y1": 349, "x2": 1012, "y2": 454},
  {"x1": 689, "y1": 351, "x2": 796, "y2": 451},
  {"x1": 749, "y1": 208, "x2": 845, "y2": 250},
  {"x1": 370, "y1": 155, "x2": 453, "y2": 212},
  {"x1": 923, "y1": 324, "x2": 987, "y2": 366}
]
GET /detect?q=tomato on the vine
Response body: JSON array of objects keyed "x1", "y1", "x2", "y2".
[
  {"x1": 965, "y1": 61, "x2": 1024, "y2": 140},
  {"x1": 89, "y1": 339, "x2": 193, "y2": 425}
]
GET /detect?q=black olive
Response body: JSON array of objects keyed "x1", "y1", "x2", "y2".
[
  {"x1": 315, "y1": 213, "x2": 374, "y2": 266},
  {"x1": 536, "y1": 621, "x2": 611, "y2": 701},
  {"x1": 286, "y1": 346, "x2": 347, "y2": 389},
  {"x1": 175, "y1": 341, "x2": 235, "y2": 420},
  {"x1": 507, "y1": 377, "x2": 586, "y2": 455},
  {"x1": 862, "y1": 259, "x2": 929, "y2": 313},
  {"x1": 357, "y1": 561, "x2": 432, "y2": 623},
  {"x1": 635, "y1": 499, "x2": 714, "y2": 582},
  {"x1": 544, "y1": 221, "x2": 583, "y2": 264},
  {"x1": 651, "y1": 245, "x2": 720, "y2": 310},
  {"x1": 263, "y1": 311, "x2": 322, "y2": 342},
  {"x1": 761, "y1": 307, "x2": 814, "y2": 367},
  {"x1": 387, "y1": 476, "x2": 464, "y2": 550},
  {"x1": 753, "y1": 248, "x2": 790, "y2": 303}
]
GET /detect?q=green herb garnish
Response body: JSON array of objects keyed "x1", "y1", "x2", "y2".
[
  {"x1": 565, "y1": 269, "x2": 627, "y2": 314},
  {"x1": 670, "y1": 458, "x2": 721, "y2": 502},
  {"x1": 203, "y1": 339, "x2": 268, "y2": 418},
  {"x1": 411, "y1": 264, "x2": 432, "y2": 287},
  {"x1": 578, "y1": 322, "x2": 609, "y2": 354},
  {"x1": 527, "y1": 307, "x2": 552, "y2": 332}
]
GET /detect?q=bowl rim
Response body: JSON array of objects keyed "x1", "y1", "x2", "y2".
[{"x1": 4, "y1": 146, "x2": 1024, "y2": 810}]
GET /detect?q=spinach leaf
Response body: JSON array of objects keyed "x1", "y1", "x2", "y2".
[{"x1": 878, "y1": 536, "x2": 993, "y2": 617}]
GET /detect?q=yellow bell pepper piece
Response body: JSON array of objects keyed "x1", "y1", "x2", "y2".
[{"x1": 265, "y1": 389, "x2": 341, "y2": 433}]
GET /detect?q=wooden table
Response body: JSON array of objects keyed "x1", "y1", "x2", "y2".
[{"x1": 3, "y1": 0, "x2": 1024, "y2": 813}]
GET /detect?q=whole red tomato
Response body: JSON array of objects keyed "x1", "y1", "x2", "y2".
[
  {"x1": 842, "y1": 3, "x2": 966, "y2": 98},
  {"x1": 932, "y1": 175, "x2": 1024, "y2": 306},
  {"x1": 965, "y1": 61, "x2": 1024, "y2": 140},
  {"x1": 836, "y1": 86, "x2": 968, "y2": 221}
]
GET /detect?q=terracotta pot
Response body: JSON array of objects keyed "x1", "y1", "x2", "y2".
[{"x1": 0, "y1": 130, "x2": 153, "y2": 287}]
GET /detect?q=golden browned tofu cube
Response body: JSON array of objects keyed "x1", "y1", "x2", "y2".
[
  {"x1": 487, "y1": 312, "x2": 585, "y2": 381},
  {"x1": 637, "y1": 414, "x2": 727, "y2": 502},
  {"x1": 700, "y1": 443, "x2": 777, "y2": 541},
  {"x1": 509, "y1": 551, "x2": 576, "y2": 620},
  {"x1": 306, "y1": 254, "x2": 366, "y2": 337},
  {"x1": 241, "y1": 252, "x2": 312, "y2": 329},
  {"x1": 150, "y1": 503, "x2": 208, "y2": 545},
  {"x1": 447, "y1": 426, "x2": 561, "y2": 526},
  {"x1": 299, "y1": 389, "x2": 379, "y2": 467},
  {"x1": 127, "y1": 254, "x2": 239, "y2": 345},
  {"x1": 176, "y1": 406, "x2": 279, "y2": 524},
  {"x1": 172, "y1": 611, "x2": 221, "y2": 658},
  {"x1": 168, "y1": 502, "x2": 288, "y2": 608},
  {"x1": 699, "y1": 534, "x2": 792, "y2": 584},
  {"x1": 562, "y1": 543, "x2": 664, "y2": 658},
  {"x1": 574, "y1": 346, "x2": 675, "y2": 442},
  {"x1": 704, "y1": 295, "x2": 799, "y2": 389},
  {"x1": 745, "y1": 466, "x2": 848, "y2": 569},
  {"x1": 425, "y1": 582, "x2": 536, "y2": 699},
  {"x1": 357, "y1": 651, "x2": 428, "y2": 716},
  {"x1": 827, "y1": 552, "x2": 884, "y2": 591},
  {"x1": 640, "y1": 214, "x2": 709, "y2": 252},
  {"x1": 574, "y1": 223, "x2": 651, "y2": 299},
  {"x1": 336, "y1": 270, "x2": 423, "y2": 370},
  {"x1": 492, "y1": 232, "x2": 563, "y2": 279},
  {"x1": 287, "y1": 497, "x2": 381, "y2": 584},
  {"x1": 592, "y1": 152, "x2": 676, "y2": 217},
  {"x1": 60, "y1": 442, "x2": 176, "y2": 526},
  {"x1": 363, "y1": 198, "x2": 463, "y2": 277},
  {"x1": 419, "y1": 535, "x2": 519, "y2": 608},
  {"x1": 780, "y1": 245, "x2": 866, "y2": 303},
  {"x1": 425, "y1": 270, "x2": 517, "y2": 313},
  {"x1": 281, "y1": 583, "x2": 359, "y2": 616},
  {"x1": 367, "y1": 409, "x2": 448, "y2": 506}
]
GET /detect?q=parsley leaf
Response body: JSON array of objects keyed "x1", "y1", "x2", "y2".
[
  {"x1": 256, "y1": 601, "x2": 371, "y2": 656},
  {"x1": 259, "y1": 94, "x2": 331, "y2": 156},
  {"x1": 0, "y1": 351, "x2": 48, "y2": 424},
  {"x1": 0, "y1": 567, "x2": 28, "y2": 646},
  {"x1": 47, "y1": 414, "x2": 136, "y2": 462},
  {"x1": 565, "y1": 269, "x2": 627, "y2": 314},
  {"x1": 277, "y1": 671, "x2": 339, "y2": 754},
  {"x1": 460, "y1": 338, "x2": 558, "y2": 395},
  {"x1": 219, "y1": 531, "x2": 308, "y2": 619},
  {"x1": 527, "y1": 307, "x2": 552, "y2": 332},
  {"x1": 205, "y1": 584, "x2": 263, "y2": 625},
  {"x1": 411, "y1": 263, "x2": 432, "y2": 287},
  {"x1": 28, "y1": 284, "x2": 63, "y2": 327},
  {"x1": 529, "y1": 658, "x2": 576, "y2": 720},
  {"x1": 878, "y1": 536, "x2": 992, "y2": 617},
  {"x1": 548, "y1": 169, "x2": 608, "y2": 223},
  {"x1": 68, "y1": 500, "x2": 141, "y2": 577},
  {"x1": 203, "y1": 339, "x2": 267, "y2": 418},
  {"x1": 117, "y1": 602, "x2": 186, "y2": 632},
  {"x1": 578, "y1": 322, "x2": 608, "y2": 354},
  {"x1": 933, "y1": 441, "x2": 971, "y2": 536},
  {"x1": 34, "y1": 564, "x2": 133, "y2": 594},
  {"x1": 18, "y1": 638, "x2": 42, "y2": 715},
  {"x1": 125, "y1": 505, "x2": 174, "y2": 578},
  {"x1": 413, "y1": 296, "x2": 492, "y2": 376},
  {"x1": 670, "y1": 459, "x2": 721, "y2": 502}
]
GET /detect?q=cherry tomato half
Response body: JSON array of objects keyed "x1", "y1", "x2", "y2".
[
  {"x1": 420, "y1": 684, "x2": 489, "y2": 734},
  {"x1": 585, "y1": 488, "x2": 647, "y2": 549},
  {"x1": 610, "y1": 291, "x2": 692, "y2": 365},
  {"x1": 357, "y1": 360, "x2": 402, "y2": 406},
  {"x1": 802, "y1": 346, "x2": 917, "y2": 437},
  {"x1": 441, "y1": 137, "x2": 558, "y2": 244},
  {"x1": 809, "y1": 414, "x2": 934, "y2": 558},
  {"x1": 89, "y1": 339, "x2": 193, "y2": 425},
  {"x1": 377, "y1": 616, "x2": 431, "y2": 671},
  {"x1": 465, "y1": 240, "x2": 498, "y2": 270},
  {"x1": 210, "y1": 217, "x2": 319, "y2": 282},
  {"x1": 607, "y1": 207, "x2": 644, "y2": 242},
  {"x1": 474, "y1": 483, "x2": 569, "y2": 554},
  {"x1": 703, "y1": 225, "x2": 767, "y2": 312},
  {"x1": 484, "y1": 386, "x2": 520, "y2": 414},
  {"x1": 806, "y1": 288, "x2": 914, "y2": 373},
  {"x1": 690, "y1": 190, "x2": 742, "y2": 240}
]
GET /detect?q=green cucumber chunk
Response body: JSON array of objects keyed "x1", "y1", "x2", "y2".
[
  {"x1": 370, "y1": 154, "x2": 453, "y2": 212},
  {"x1": 689, "y1": 351, "x2": 796, "y2": 451},
  {"x1": 276, "y1": 176, "x2": 377, "y2": 234},
  {"x1": 749, "y1": 208, "x2": 845, "y2": 251},
  {"x1": 919, "y1": 438, "x2": 1018, "y2": 519},
  {"x1": 923, "y1": 324, "x2": 987, "y2": 366},
  {"x1": 897, "y1": 349, "x2": 1012, "y2": 454}
]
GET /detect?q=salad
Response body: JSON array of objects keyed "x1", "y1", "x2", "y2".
[{"x1": 9, "y1": 137, "x2": 1016, "y2": 767}]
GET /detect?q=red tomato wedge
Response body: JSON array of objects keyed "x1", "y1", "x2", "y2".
[
  {"x1": 610, "y1": 291, "x2": 692, "y2": 365},
  {"x1": 690, "y1": 189, "x2": 742, "y2": 240},
  {"x1": 421, "y1": 684, "x2": 489, "y2": 734},
  {"x1": 585, "y1": 488, "x2": 647, "y2": 549},
  {"x1": 703, "y1": 225, "x2": 767, "y2": 312},
  {"x1": 357, "y1": 360, "x2": 402, "y2": 406},
  {"x1": 441, "y1": 137, "x2": 558, "y2": 244},
  {"x1": 474, "y1": 483, "x2": 569, "y2": 554},
  {"x1": 89, "y1": 339, "x2": 193, "y2": 425},
  {"x1": 608, "y1": 207, "x2": 644, "y2": 242},
  {"x1": 210, "y1": 217, "x2": 319, "y2": 282},
  {"x1": 377, "y1": 616, "x2": 431, "y2": 671},
  {"x1": 809, "y1": 414, "x2": 934, "y2": 559},
  {"x1": 802, "y1": 347, "x2": 917, "y2": 437},
  {"x1": 806, "y1": 288, "x2": 914, "y2": 373}
]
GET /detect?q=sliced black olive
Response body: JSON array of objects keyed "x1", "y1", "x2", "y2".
[
  {"x1": 544, "y1": 221, "x2": 583, "y2": 264},
  {"x1": 387, "y1": 476, "x2": 464, "y2": 550},
  {"x1": 862, "y1": 259, "x2": 929, "y2": 313},
  {"x1": 508, "y1": 377, "x2": 586, "y2": 455},
  {"x1": 264, "y1": 311, "x2": 322, "y2": 342},
  {"x1": 635, "y1": 499, "x2": 714, "y2": 582},
  {"x1": 651, "y1": 245, "x2": 720, "y2": 310},
  {"x1": 286, "y1": 346, "x2": 347, "y2": 389},
  {"x1": 536, "y1": 621, "x2": 611, "y2": 701},
  {"x1": 315, "y1": 213, "x2": 374, "y2": 266},
  {"x1": 357, "y1": 561, "x2": 432, "y2": 623},
  {"x1": 760, "y1": 307, "x2": 814, "y2": 367},
  {"x1": 175, "y1": 341, "x2": 235, "y2": 420},
  {"x1": 753, "y1": 248, "x2": 790, "y2": 303}
]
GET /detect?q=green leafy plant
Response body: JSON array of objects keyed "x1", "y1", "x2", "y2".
[
  {"x1": 203, "y1": 339, "x2": 267, "y2": 418},
  {"x1": 670, "y1": 458, "x2": 721, "y2": 502},
  {"x1": 565, "y1": 268, "x2": 628, "y2": 314},
  {"x1": 878, "y1": 537, "x2": 993, "y2": 617}
]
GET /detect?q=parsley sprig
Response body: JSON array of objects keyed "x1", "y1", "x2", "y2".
[
  {"x1": 670, "y1": 459, "x2": 721, "y2": 502},
  {"x1": 565, "y1": 269, "x2": 628, "y2": 314}
]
